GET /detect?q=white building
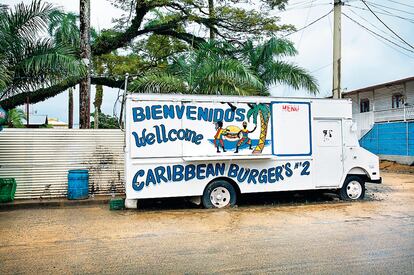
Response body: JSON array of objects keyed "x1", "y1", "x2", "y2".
[{"x1": 343, "y1": 77, "x2": 414, "y2": 164}]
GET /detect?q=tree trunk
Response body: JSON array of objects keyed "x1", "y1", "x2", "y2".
[
  {"x1": 79, "y1": 0, "x2": 91, "y2": 129},
  {"x1": 68, "y1": 88, "x2": 73, "y2": 129},
  {"x1": 253, "y1": 111, "x2": 268, "y2": 154},
  {"x1": 94, "y1": 84, "x2": 103, "y2": 129},
  {"x1": 208, "y1": 0, "x2": 215, "y2": 40},
  {"x1": 93, "y1": 58, "x2": 104, "y2": 129}
]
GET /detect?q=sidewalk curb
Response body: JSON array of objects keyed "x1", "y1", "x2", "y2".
[{"x1": 0, "y1": 196, "x2": 123, "y2": 211}]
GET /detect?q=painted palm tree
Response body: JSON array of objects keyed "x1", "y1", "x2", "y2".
[
  {"x1": 0, "y1": 0, "x2": 85, "y2": 103},
  {"x1": 247, "y1": 103, "x2": 271, "y2": 154}
]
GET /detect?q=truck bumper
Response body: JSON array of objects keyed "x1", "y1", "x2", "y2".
[{"x1": 367, "y1": 177, "x2": 382, "y2": 184}]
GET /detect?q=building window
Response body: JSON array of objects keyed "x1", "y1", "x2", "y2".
[
  {"x1": 392, "y1": 93, "x2": 404, "y2": 108},
  {"x1": 360, "y1": 98, "x2": 370, "y2": 113}
]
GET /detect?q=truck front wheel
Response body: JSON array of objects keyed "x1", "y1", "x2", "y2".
[
  {"x1": 339, "y1": 176, "x2": 365, "y2": 200},
  {"x1": 202, "y1": 180, "x2": 237, "y2": 209}
]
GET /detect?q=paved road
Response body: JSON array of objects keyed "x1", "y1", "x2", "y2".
[{"x1": 0, "y1": 172, "x2": 413, "y2": 274}]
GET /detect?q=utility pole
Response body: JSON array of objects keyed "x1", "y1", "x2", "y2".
[
  {"x1": 332, "y1": 0, "x2": 342, "y2": 99},
  {"x1": 79, "y1": 0, "x2": 91, "y2": 128}
]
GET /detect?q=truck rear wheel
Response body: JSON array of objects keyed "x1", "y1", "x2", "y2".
[
  {"x1": 339, "y1": 176, "x2": 365, "y2": 200},
  {"x1": 202, "y1": 180, "x2": 237, "y2": 209}
]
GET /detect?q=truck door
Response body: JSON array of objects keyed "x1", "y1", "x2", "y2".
[{"x1": 314, "y1": 119, "x2": 344, "y2": 187}]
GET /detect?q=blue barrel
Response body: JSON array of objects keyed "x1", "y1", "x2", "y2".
[{"x1": 67, "y1": 170, "x2": 89, "y2": 200}]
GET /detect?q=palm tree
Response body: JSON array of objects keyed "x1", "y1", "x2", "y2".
[
  {"x1": 48, "y1": 11, "x2": 80, "y2": 129},
  {"x1": 247, "y1": 103, "x2": 271, "y2": 154},
  {"x1": 130, "y1": 41, "x2": 263, "y2": 95},
  {"x1": 0, "y1": 0, "x2": 85, "y2": 104},
  {"x1": 7, "y1": 108, "x2": 25, "y2": 128},
  {"x1": 241, "y1": 37, "x2": 319, "y2": 95}
]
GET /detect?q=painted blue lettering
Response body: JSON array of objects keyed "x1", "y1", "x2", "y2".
[
  {"x1": 196, "y1": 164, "x2": 206, "y2": 179},
  {"x1": 185, "y1": 165, "x2": 196, "y2": 181},
  {"x1": 197, "y1": 107, "x2": 209, "y2": 121},
  {"x1": 132, "y1": 107, "x2": 145, "y2": 122},
  {"x1": 154, "y1": 166, "x2": 167, "y2": 183},
  {"x1": 168, "y1": 129, "x2": 177, "y2": 141},
  {"x1": 132, "y1": 130, "x2": 147, "y2": 147},
  {"x1": 216, "y1": 163, "x2": 225, "y2": 176},
  {"x1": 147, "y1": 133, "x2": 155, "y2": 145},
  {"x1": 186, "y1": 106, "x2": 197, "y2": 120},
  {"x1": 228, "y1": 164, "x2": 239, "y2": 177},
  {"x1": 172, "y1": 165, "x2": 184, "y2": 181},
  {"x1": 132, "y1": 170, "x2": 145, "y2": 191},
  {"x1": 206, "y1": 164, "x2": 215, "y2": 178},
  {"x1": 258, "y1": 170, "x2": 267, "y2": 183},
  {"x1": 152, "y1": 105, "x2": 163, "y2": 120},
  {"x1": 194, "y1": 134, "x2": 203, "y2": 145},
  {"x1": 224, "y1": 108, "x2": 235, "y2": 122},
  {"x1": 166, "y1": 166, "x2": 172, "y2": 181},
  {"x1": 285, "y1": 162, "x2": 293, "y2": 177},
  {"x1": 235, "y1": 108, "x2": 246, "y2": 122},
  {"x1": 268, "y1": 168, "x2": 276, "y2": 183},
  {"x1": 146, "y1": 169, "x2": 156, "y2": 186},
  {"x1": 301, "y1": 161, "x2": 310, "y2": 175},
  {"x1": 247, "y1": 169, "x2": 259, "y2": 184},
  {"x1": 145, "y1": 106, "x2": 151, "y2": 120},
  {"x1": 163, "y1": 105, "x2": 175, "y2": 119},
  {"x1": 175, "y1": 105, "x2": 185, "y2": 119},
  {"x1": 275, "y1": 166, "x2": 284, "y2": 181},
  {"x1": 237, "y1": 168, "x2": 249, "y2": 183},
  {"x1": 213, "y1": 109, "x2": 224, "y2": 122}
]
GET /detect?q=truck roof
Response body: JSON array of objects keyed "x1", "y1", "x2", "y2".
[{"x1": 126, "y1": 93, "x2": 351, "y2": 103}]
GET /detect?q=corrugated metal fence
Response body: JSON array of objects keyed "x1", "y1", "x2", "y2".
[
  {"x1": 359, "y1": 121, "x2": 414, "y2": 156},
  {"x1": 0, "y1": 129, "x2": 125, "y2": 199}
]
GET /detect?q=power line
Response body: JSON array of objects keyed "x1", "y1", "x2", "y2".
[
  {"x1": 283, "y1": 9, "x2": 333, "y2": 37},
  {"x1": 342, "y1": 12, "x2": 414, "y2": 58},
  {"x1": 297, "y1": 0, "x2": 316, "y2": 49},
  {"x1": 386, "y1": 0, "x2": 414, "y2": 9},
  {"x1": 366, "y1": 1, "x2": 414, "y2": 16},
  {"x1": 360, "y1": 0, "x2": 414, "y2": 50},
  {"x1": 347, "y1": 8, "x2": 403, "y2": 45},
  {"x1": 345, "y1": 4, "x2": 414, "y2": 24}
]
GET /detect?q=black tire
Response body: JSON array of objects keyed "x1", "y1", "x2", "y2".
[
  {"x1": 202, "y1": 180, "x2": 237, "y2": 209},
  {"x1": 339, "y1": 176, "x2": 365, "y2": 200}
]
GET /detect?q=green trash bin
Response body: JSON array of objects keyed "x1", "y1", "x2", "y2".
[{"x1": 0, "y1": 178, "x2": 17, "y2": 203}]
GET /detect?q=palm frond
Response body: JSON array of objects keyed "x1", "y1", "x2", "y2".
[
  {"x1": 194, "y1": 58, "x2": 264, "y2": 95},
  {"x1": 261, "y1": 61, "x2": 319, "y2": 94},
  {"x1": 17, "y1": 39, "x2": 85, "y2": 77},
  {"x1": 129, "y1": 73, "x2": 187, "y2": 94},
  {"x1": 5, "y1": 0, "x2": 62, "y2": 41}
]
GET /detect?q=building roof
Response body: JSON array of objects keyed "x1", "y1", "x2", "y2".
[
  {"x1": 343, "y1": 76, "x2": 414, "y2": 96},
  {"x1": 48, "y1": 118, "x2": 68, "y2": 127}
]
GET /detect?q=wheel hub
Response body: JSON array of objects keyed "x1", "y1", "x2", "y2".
[
  {"x1": 346, "y1": 181, "x2": 362, "y2": 199},
  {"x1": 210, "y1": 187, "x2": 231, "y2": 208}
]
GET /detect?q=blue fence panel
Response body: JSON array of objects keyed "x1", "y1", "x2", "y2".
[{"x1": 359, "y1": 121, "x2": 413, "y2": 156}]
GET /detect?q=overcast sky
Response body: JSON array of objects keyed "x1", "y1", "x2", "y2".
[{"x1": 4, "y1": 0, "x2": 414, "y2": 126}]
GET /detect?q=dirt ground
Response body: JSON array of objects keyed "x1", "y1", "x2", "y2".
[
  {"x1": 380, "y1": 160, "x2": 414, "y2": 174},
  {"x1": 0, "y1": 171, "x2": 413, "y2": 274}
]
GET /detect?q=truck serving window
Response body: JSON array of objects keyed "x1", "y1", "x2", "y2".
[{"x1": 271, "y1": 102, "x2": 312, "y2": 156}]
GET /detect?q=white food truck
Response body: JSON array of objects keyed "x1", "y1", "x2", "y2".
[{"x1": 124, "y1": 94, "x2": 381, "y2": 209}]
